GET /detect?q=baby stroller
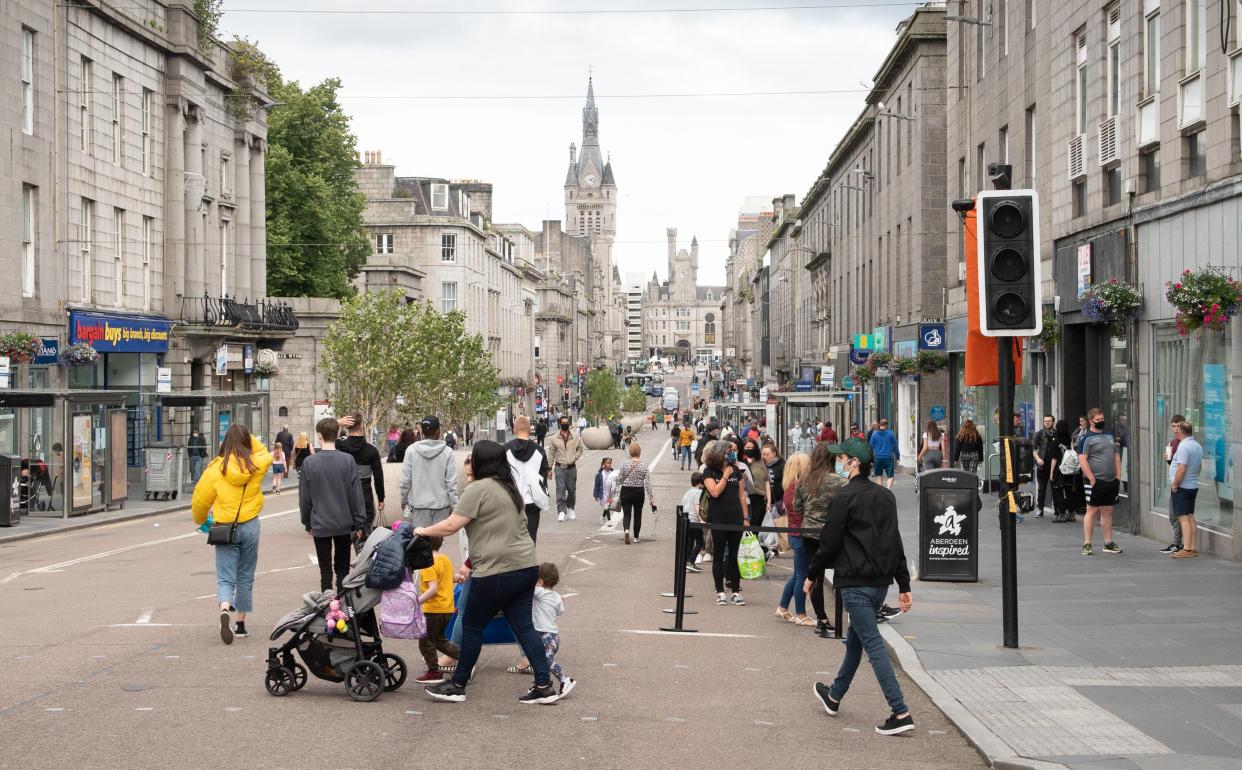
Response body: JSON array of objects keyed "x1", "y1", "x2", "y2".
[{"x1": 265, "y1": 528, "x2": 408, "y2": 702}]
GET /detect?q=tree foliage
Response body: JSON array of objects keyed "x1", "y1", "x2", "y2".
[
  {"x1": 266, "y1": 77, "x2": 370, "y2": 299},
  {"x1": 320, "y1": 292, "x2": 501, "y2": 433},
  {"x1": 582, "y1": 368, "x2": 623, "y2": 425},
  {"x1": 622, "y1": 384, "x2": 647, "y2": 413}
]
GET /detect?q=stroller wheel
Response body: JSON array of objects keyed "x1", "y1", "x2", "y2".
[
  {"x1": 290, "y1": 662, "x2": 308, "y2": 691},
  {"x1": 264, "y1": 666, "x2": 296, "y2": 697},
  {"x1": 379, "y1": 653, "x2": 407, "y2": 692},
  {"x1": 345, "y1": 660, "x2": 384, "y2": 702}
]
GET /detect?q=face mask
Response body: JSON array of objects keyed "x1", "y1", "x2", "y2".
[
  {"x1": 726, "y1": 452, "x2": 737, "y2": 463},
  {"x1": 1093, "y1": 420, "x2": 1105, "y2": 429},
  {"x1": 835, "y1": 460, "x2": 850, "y2": 478}
]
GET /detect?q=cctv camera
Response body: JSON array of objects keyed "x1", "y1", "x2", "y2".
[{"x1": 951, "y1": 199, "x2": 975, "y2": 213}]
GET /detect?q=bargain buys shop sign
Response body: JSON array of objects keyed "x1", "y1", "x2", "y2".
[{"x1": 70, "y1": 311, "x2": 172, "y2": 353}]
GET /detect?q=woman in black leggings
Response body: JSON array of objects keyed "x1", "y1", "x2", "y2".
[
  {"x1": 702, "y1": 441, "x2": 750, "y2": 606},
  {"x1": 795, "y1": 442, "x2": 847, "y2": 637},
  {"x1": 617, "y1": 442, "x2": 656, "y2": 544}
]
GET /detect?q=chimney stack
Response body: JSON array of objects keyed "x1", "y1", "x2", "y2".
[{"x1": 666, "y1": 228, "x2": 677, "y2": 261}]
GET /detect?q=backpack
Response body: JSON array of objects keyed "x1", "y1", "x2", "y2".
[
  {"x1": 365, "y1": 527, "x2": 410, "y2": 590},
  {"x1": 507, "y1": 449, "x2": 550, "y2": 511},
  {"x1": 378, "y1": 570, "x2": 427, "y2": 639},
  {"x1": 1058, "y1": 444, "x2": 1080, "y2": 475}
]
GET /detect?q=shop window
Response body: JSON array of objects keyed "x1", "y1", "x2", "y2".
[{"x1": 1151, "y1": 324, "x2": 1233, "y2": 531}]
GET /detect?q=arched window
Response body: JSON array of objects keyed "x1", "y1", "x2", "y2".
[
  {"x1": 278, "y1": 406, "x2": 289, "y2": 417},
  {"x1": 704, "y1": 313, "x2": 716, "y2": 345}
]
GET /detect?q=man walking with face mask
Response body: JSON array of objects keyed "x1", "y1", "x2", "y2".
[
  {"x1": 546, "y1": 416, "x2": 585, "y2": 522},
  {"x1": 1078, "y1": 407, "x2": 1123, "y2": 556}
]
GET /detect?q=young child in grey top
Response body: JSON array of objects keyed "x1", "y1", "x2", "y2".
[{"x1": 533, "y1": 562, "x2": 575, "y2": 698}]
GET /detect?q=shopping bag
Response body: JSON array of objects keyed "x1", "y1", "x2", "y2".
[{"x1": 737, "y1": 531, "x2": 766, "y2": 580}]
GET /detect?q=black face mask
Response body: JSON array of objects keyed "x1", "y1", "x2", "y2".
[{"x1": 1093, "y1": 420, "x2": 1105, "y2": 429}]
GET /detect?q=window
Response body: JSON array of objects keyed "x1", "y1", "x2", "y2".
[
  {"x1": 220, "y1": 154, "x2": 231, "y2": 198},
  {"x1": 999, "y1": 126, "x2": 1009, "y2": 163},
  {"x1": 1000, "y1": 0, "x2": 1009, "y2": 56},
  {"x1": 976, "y1": 142, "x2": 986, "y2": 192},
  {"x1": 1186, "y1": 130, "x2": 1206, "y2": 177},
  {"x1": 1025, "y1": 105, "x2": 1037, "y2": 184},
  {"x1": 1145, "y1": 4, "x2": 1161, "y2": 96},
  {"x1": 676, "y1": 321, "x2": 690, "y2": 332},
  {"x1": 376, "y1": 233, "x2": 393, "y2": 254},
  {"x1": 534, "y1": 335, "x2": 541, "y2": 359},
  {"x1": 976, "y1": 6, "x2": 986, "y2": 80},
  {"x1": 1075, "y1": 32, "x2": 1088, "y2": 135},
  {"x1": 957, "y1": 157, "x2": 966, "y2": 198},
  {"x1": 21, "y1": 29, "x2": 33, "y2": 135},
  {"x1": 907, "y1": 82, "x2": 914, "y2": 166},
  {"x1": 80, "y1": 58, "x2": 93, "y2": 155},
  {"x1": 113, "y1": 208, "x2": 125, "y2": 306},
  {"x1": 1141, "y1": 147, "x2": 1161, "y2": 191},
  {"x1": 458, "y1": 190, "x2": 470, "y2": 218},
  {"x1": 1107, "y1": 5, "x2": 1121, "y2": 116},
  {"x1": 1026, "y1": 0, "x2": 1035, "y2": 30},
  {"x1": 430, "y1": 183, "x2": 448, "y2": 210},
  {"x1": 81, "y1": 198, "x2": 94, "y2": 300},
  {"x1": 1104, "y1": 166, "x2": 1122, "y2": 206},
  {"x1": 220, "y1": 219, "x2": 231, "y2": 294},
  {"x1": 111, "y1": 74, "x2": 122, "y2": 165},
  {"x1": 1072, "y1": 179, "x2": 1088, "y2": 217},
  {"x1": 21, "y1": 185, "x2": 35, "y2": 297},
  {"x1": 896, "y1": 97, "x2": 902, "y2": 167},
  {"x1": 441, "y1": 281, "x2": 457, "y2": 313},
  {"x1": 142, "y1": 216, "x2": 153, "y2": 311},
  {"x1": 441, "y1": 232, "x2": 457, "y2": 261},
  {"x1": 141, "y1": 89, "x2": 152, "y2": 174},
  {"x1": 1185, "y1": 0, "x2": 1206, "y2": 73}
]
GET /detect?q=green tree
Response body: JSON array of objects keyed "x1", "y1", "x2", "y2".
[
  {"x1": 319, "y1": 289, "x2": 414, "y2": 431},
  {"x1": 398, "y1": 303, "x2": 500, "y2": 432},
  {"x1": 622, "y1": 384, "x2": 647, "y2": 413},
  {"x1": 266, "y1": 77, "x2": 369, "y2": 299},
  {"x1": 582, "y1": 368, "x2": 623, "y2": 426}
]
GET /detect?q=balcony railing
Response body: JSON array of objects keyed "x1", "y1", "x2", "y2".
[{"x1": 178, "y1": 293, "x2": 299, "y2": 333}]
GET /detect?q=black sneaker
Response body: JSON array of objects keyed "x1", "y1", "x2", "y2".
[
  {"x1": 879, "y1": 605, "x2": 902, "y2": 619},
  {"x1": 518, "y1": 682, "x2": 559, "y2": 705},
  {"x1": 685, "y1": 563, "x2": 702, "y2": 573},
  {"x1": 233, "y1": 622, "x2": 248, "y2": 638},
  {"x1": 876, "y1": 713, "x2": 915, "y2": 735},
  {"x1": 1102, "y1": 542, "x2": 1123, "y2": 555},
  {"x1": 425, "y1": 679, "x2": 466, "y2": 702},
  {"x1": 814, "y1": 682, "x2": 840, "y2": 716},
  {"x1": 218, "y1": 611, "x2": 233, "y2": 645},
  {"x1": 1159, "y1": 544, "x2": 1181, "y2": 554},
  {"x1": 815, "y1": 620, "x2": 835, "y2": 638},
  {"x1": 876, "y1": 613, "x2": 889, "y2": 624}
]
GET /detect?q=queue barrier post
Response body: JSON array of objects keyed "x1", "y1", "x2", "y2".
[
  {"x1": 659, "y1": 507, "x2": 697, "y2": 632},
  {"x1": 660, "y1": 505, "x2": 693, "y2": 599}
]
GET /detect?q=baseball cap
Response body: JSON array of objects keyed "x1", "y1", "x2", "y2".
[
  {"x1": 827, "y1": 436, "x2": 873, "y2": 463},
  {"x1": 420, "y1": 415, "x2": 440, "y2": 432}
]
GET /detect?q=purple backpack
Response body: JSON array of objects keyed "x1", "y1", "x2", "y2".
[{"x1": 379, "y1": 570, "x2": 427, "y2": 639}]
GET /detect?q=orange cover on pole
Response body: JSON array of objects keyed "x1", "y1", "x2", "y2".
[{"x1": 964, "y1": 207, "x2": 1023, "y2": 387}]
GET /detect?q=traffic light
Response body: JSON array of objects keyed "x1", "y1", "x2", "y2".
[{"x1": 976, "y1": 189, "x2": 1042, "y2": 337}]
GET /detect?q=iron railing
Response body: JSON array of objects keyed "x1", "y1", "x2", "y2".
[{"x1": 178, "y1": 293, "x2": 299, "y2": 333}]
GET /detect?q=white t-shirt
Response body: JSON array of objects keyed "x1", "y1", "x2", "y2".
[
  {"x1": 532, "y1": 585, "x2": 564, "y2": 634},
  {"x1": 679, "y1": 487, "x2": 703, "y2": 523}
]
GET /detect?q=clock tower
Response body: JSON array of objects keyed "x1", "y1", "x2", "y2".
[{"x1": 564, "y1": 77, "x2": 617, "y2": 262}]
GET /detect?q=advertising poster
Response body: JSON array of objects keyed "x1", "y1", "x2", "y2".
[
  {"x1": 217, "y1": 411, "x2": 232, "y2": 444},
  {"x1": 72, "y1": 415, "x2": 93, "y2": 509}
]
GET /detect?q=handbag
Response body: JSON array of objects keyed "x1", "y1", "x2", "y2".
[
  {"x1": 610, "y1": 462, "x2": 636, "y2": 512},
  {"x1": 206, "y1": 479, "x2": 250, "y2": 546}
]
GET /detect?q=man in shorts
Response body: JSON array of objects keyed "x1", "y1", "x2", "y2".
[
  {"x1": 1077, "y1": 407, "x2": 1122, "y2": 556},
  {"x1": 868, "y1": 418, "x2": 899, "y2": 489},
  {"x1": 1168, "y1": 420, "x2": 1203, "y2": 559}
]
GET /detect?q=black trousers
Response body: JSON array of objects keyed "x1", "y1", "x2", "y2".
[
  {"x1": 620, "y1": 486, "x2": 645, "y2": 538},
  {"x1": 684, "y1": 528, "x2": 704, "y2": 564},
  {"x1": 1035, "y1": 465, "x2": 1052, "y2": 512},
  {"x1": 748, "y1": 494, "x2": 767, "y2": 539},
  {"x1": 525, "y1": 503, "x2": 541, "y2": 544},
  {"x1": 712, "y1": 528, "x2": 743, "y2": 593},
  {"x1": 313, "y1": 534, "x2": 353, "y2": 593},
  {"x1": 802, "y1": 535, "x2": 829, "y2": 622}
]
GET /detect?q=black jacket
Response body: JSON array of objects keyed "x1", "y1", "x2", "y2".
[
  {"x1": 336, "y1": 435, "x2": 385, "y2": 502},
  {"x1": 807, "y1": 475, "x2": 911, "y2": 593}
]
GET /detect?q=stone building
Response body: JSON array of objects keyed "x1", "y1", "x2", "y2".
[
  {"x1": 720, "y1": 198, "x2": 775, "y2": 383},
  {"x1": 0, "y1": 0, "x2": 285, "y2": 500},
  {"x1": 944, "y1": 0, "x2": 1239, "y2": 558},
  {"x1": 642, "y1": 229, "x2": 725, "y2": 364}
]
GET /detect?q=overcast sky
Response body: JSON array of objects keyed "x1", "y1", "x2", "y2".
[{"x1": 222, "y1": 0, "x2": 914, "y2": 285}]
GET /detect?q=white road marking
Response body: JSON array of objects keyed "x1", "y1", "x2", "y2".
[
  {"x1": 224, "y1": 707, "x2": 242, "y2": 712},
  {"x1": 754, "y1": 720, "x2": 775, "y2": 726},
  {"x1": 0, "y1": 573, "x2": 20, "y2": 584},
  {"x1": 195, "y1": 593, "x2": 215, "y2": 600},
  {"x1": 308, "y1": 553, "x2": 319, "y2": 566},
  {"x1": 405, "y1": 710, "x2": 423, "y2": 716},
  {"x1": 164, "y1": 655, "x2": 180, "y2": 659},
  {"x1": 620, "y1": 629, "x2": 759, "y2": 639},
  {"x1": 135, "y1": 610, "x2": 153, "y2": 625},
  {"x1": 109, "y1": 623, "x2": 177, "y2": 627},
  {"x1": 648, "y1": 439, "x2": 672, "y2": 472},
  {"x1": 567, "y1": 567, "x2": 591, "y2": 574},
  {"x1": 561, "y1": 593, "x2": 580, "y2": 599},
  {"x1": 45, "y1": 707, "x2": 64, "y2": 712},
  {"x1": 581, "y1": 716, "x2": 598, "y2": 722},
  {"x1": 843, "y1": 727, "x2": 860, "y2": 733},
  {"x1": 135, "y1": 707, "x2": 154, "y2": 712},
  {"x1": 570, "y1": 545, "x2": 605, "y2": 555},
  {"x1": 568, "y1": 554, "x2": 596, "y2": 567}
]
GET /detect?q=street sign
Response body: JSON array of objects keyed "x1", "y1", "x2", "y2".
[
  {"x1": 929, "y1": 404, "x2": 947, "y2": 421},
  {"x1": 156, "y1": 367, "x2": 172, "y2": 393},
  {"x1": 556, "y1": 375, "x2": 564, "y2": 385},
  {"x1": 841, "y1": 375, "x2": 856, "y2": 390},
  {"x1": 920, "y1": 323, "x2": 946, "y2": 351}
]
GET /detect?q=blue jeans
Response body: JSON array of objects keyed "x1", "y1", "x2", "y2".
[
  {"x1": 450, "y1": 579, "x2": 470, "y2": 647},
  {"x1": 679, "y1": 445, "x2": 691, "y2": 467},
  {"x1": 453, "y1": 566, "x2": 551, "y2": 689},
  {"x1": 214, "y1": 518, "x2": 260, "y2": 613},
  {"x1": 779, "y1": 534, "x2": 809, "y2": 615},
  {"x1": 829, "y1": 585, "x2": 908, "y2": 716}
]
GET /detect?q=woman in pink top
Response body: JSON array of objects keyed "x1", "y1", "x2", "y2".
[{"x1": 775, "y1": 452, "x2": 814, "y2": 625}]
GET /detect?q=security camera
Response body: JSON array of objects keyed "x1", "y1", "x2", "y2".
[{"x1": 951, "y1": 199, "x2": 976, "y2": 213}]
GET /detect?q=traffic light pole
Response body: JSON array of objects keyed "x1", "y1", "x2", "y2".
[{"x1": 991, "y1": 164, "x2": 1020, "y2": 650}]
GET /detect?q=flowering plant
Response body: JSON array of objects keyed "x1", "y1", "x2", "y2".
[
  {"x1": 254, "y1": 359, "x2": 278, "y2": 377},
  {"x1": 0, "y1": 332, "x2": 42, "y2": 363},
  {"x1": 59, "y1": 342, "x2": 100, "y2": 367},
  {"x1": 1165, "y1": 268, "x2": 1242, "y2": 335},
  {"x1": 1037, "y1": 310, "x2": 1059, "y2": 348},
  {"x1": 916, "y1": 350, "x2": 948, "y2": 374},
  {"x1": 891, "y1": 356, "x2": 920, "y2": 377},
  {"x1": 852, "y1": 363, "x2": 876, "y2": 385},
  {"x1": 1079, "y1": 279, "x2": 1143, "y2": 334},
  {"x1": 868, "y1": 351, "x2": 894, "y2": 370}
]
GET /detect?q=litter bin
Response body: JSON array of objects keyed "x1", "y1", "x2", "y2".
[
  {"x1": 917, "y1": 468, "x2": 981, "y2": 582},
  {"x1": 0, "y1": 454, "x2": 20, "y2": 526}
]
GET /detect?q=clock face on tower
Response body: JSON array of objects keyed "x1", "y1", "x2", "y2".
[{"x1": 583, "y1": 172, "x2": 597, "y2": 186}]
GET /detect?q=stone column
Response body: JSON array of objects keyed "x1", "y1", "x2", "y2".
[
  {"x1": 163, "y1": 99, "x2": 187, "y2": 308},
  {"x1": 249, "y1": 137, "x2": 266, "y2": 298},
  {"x1": 232, "y1": 133, "x2": 252, "y2": 300},
  {"x1": 184, "y1": 104, "x2": 205, "y2": 298}
]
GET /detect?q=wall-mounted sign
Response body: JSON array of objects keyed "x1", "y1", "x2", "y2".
[
  {"x1": 69, "y1": 311, "x2": 171, "y2": 353},
  {"x1": 215, "y1": 345, "x2": 228, "y2": 377},
  {"x1": 849, "y1": 346, "x2": 871, "y2": 366},
  {"x1": 919, "y1": 324, "x2": 946, "y2": 351},
  {"x1": 34, "y1": 338, "x2": 60, "y2": 365},
  {"x1": 243, "y1": 345, "x2": 255, "y2": 374},
  {"x1": 156, "y1": 367, "x2": 172, "y2": 394},
  {"x1": 1076, "y1": 243, "x2": 1093, "y2": 296}
]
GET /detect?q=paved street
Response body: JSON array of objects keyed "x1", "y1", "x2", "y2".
[{"x1": 0, "y1": 371, "x2": 982, "y2": 769}]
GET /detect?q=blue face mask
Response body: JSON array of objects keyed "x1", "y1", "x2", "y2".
[
  {"x1": 835, "y1": 460, "x2": 850, "y2": 478},
  {"x1": 726, "y1": 452, "x2": 738, "y2": 463}
]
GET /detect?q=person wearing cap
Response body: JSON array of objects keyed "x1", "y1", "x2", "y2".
[
  {"x1": 807, "y1": 436, "x2": 915, "y2": 736},
  {"x1": 545, "y1": 415, "x2": 585, "y2": 522},
  {"x1": 400, "y1": 416, "x2": 460, "y2": 528}
]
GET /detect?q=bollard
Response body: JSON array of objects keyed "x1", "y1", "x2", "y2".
[
  {"x1": 660, "y1": 508, "x2": 698, "y2": 632},
  {"x1": 660, "y1": 505, "x2": 692, "y2": 599}
]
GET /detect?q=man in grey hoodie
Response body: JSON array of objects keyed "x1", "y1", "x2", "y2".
[{"x1": 400, "y1": 415, "x2": 460, "y2": 528}]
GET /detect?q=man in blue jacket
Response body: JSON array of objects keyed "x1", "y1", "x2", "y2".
[
  {"x1": 868, "y1": 418, "x2": 899, "y2": 489},
  {"x1": 806, "y1": 437, "x2": 914, "y2": 736}
]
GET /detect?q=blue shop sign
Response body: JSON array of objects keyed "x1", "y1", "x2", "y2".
[
  {"x1": 34, "y1": 338, "x2": 60, "y2": 365},
  {"x1": 929, "y1": 405, "x2": 947, "y2": 421},
  {"x1": 893, "y1": 340, "x2": 917, "y2": 357},
  {"x1": 69, "y1": 311, "x2": 172, "y2": 353},
  {"x1": 795, "y1": 381, "x2": 813, "y2": 392},
  {"x1": 849, "y1": 345, "x2": 871, "y2": 366},
  {"x1": 919, "y1": 323, "x2": 946, "y2": 351}
]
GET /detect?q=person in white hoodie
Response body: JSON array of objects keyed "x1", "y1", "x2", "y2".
[
  {"x1": 401, "y1": 415, "x2": 460, "y2": 528},
  {"x1": 505, "y1": 416, "x2": 550, "y2": 542}
]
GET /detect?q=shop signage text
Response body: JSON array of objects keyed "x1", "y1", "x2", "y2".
[{"x1": 69, "y1": 311, "x2": 172, "y2": 353}]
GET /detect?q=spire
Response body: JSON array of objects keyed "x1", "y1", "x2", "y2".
[{"x1": 582, "y1": 76, "x2": 599, "y2": 146}]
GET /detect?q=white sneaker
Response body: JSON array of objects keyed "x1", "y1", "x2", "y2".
[
  {"x1": 557, "y1": 512, "x2": 566, "y2": 522},
  {"x1": 694, "y1": 554, "x2": 704, "y2": 565},
  {"x1": 559, "y1": 678, "x2": 577, "y2": 700},
  {"x1": 567, "y1": 508, "x2": 576, "y2": 520}
]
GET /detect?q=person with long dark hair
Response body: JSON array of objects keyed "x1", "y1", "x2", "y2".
[
  {"x1": 795, "y1": 442, "x2": 847, "y2": 637},
  {"x1": 953, "y1": 420, "x2": 983, "y2": 474},
  {"x1": 414, "y1": 440, "x2": 560, "y2": 705},
  {"x1": 387, "y1": 428, "x2": 417, "y2": 463},
  {"x1": 191, "y1": 423, "x2": 272, "y2": 645},
  {"x1": 1051, "y1": 419, "x2": 1079, "y2": 523},
  {"x1": 917, "y1": 420, "x2": 946, "y2": 472},
  {"x1": 702, "y1": 441, "x2": 750, "y2": 606}
]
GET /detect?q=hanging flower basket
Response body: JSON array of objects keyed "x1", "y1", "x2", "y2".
[
  {"x1": 891, "y1": 356, "x2": 920, "y2": 377},
  {"x1": 1165, "y1": 268, "x2": 1242, "y2": 335},
  {"x1": 916, "y1": 350, "x2": 948, "y2": 374},
  {"x1": 254, "y1": 359, "x2": 278, "y2": 377},
  {"x1": 1079, "y1": 279, "x2": 1143, "y2": 335},
  {"x1": 1037, "y1": 311, "x2": 1059, "y2": 349},
  {"x1": 868, "y1": 351, "x2": 894, "y2": 371},
  {"x1": 0, "y1": 332, "x2": 42, "y2": 364},
  {"x1": 853, "y1": 363, "x2": 876, "y2": 385},
  {"x1": 59, "y1": 342, "x2": 100, "y2": 367}
]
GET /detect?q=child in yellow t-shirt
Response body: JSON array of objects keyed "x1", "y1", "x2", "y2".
[{"x1": 416, "y1": 536, "x2": 459, "y2": 683}]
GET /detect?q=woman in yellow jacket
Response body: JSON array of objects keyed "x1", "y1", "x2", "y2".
[{"x1": 192, "y1": 424, "x2": 272, "y2": 644}]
